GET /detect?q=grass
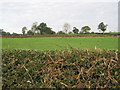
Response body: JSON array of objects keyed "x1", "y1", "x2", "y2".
[{"x1": 2, "y1": 37, "x2": 118, "y2": 50}]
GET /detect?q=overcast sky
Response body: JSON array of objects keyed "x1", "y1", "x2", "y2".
[{"x1": 0, "y1": 0, "x2": 119, "y2": 33}]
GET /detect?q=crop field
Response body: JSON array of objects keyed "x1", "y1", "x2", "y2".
[{"x1": 2, "y1": 37, "x2": 118, "y2": 50}]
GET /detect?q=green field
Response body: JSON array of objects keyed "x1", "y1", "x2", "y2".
[{"x1": 2, "y1": 37, "x2": 118, "y2": 50}]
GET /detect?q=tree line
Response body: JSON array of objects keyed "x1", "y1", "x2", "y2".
[
  {"x1": 0, "y1": 22, "x2": 108, "y2": 36},
  {"x1": 22, "y1": 22, "x2": 107, "y2": 35}
]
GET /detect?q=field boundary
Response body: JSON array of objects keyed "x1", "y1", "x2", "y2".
[
  {"x1": 2, "y1": 49, "x2": 120, "y2": 88},
  {"x1": 1, "y1": 35, "x2": 119, "y2": 38}
]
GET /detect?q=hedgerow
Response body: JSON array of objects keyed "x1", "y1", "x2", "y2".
[
  {"x1": 2, "y1": 49, "x2": 120, "y2": 88},
  {"x1": 2, "y1": 33, "x2": 119, "y2": 38}
]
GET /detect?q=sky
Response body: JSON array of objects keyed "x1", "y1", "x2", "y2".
[
  {"x1": 118, "y1": 1, "x2": 120, "y2": 32},
  {"x1": 0, "y1": 0, "x2": 119, "y2": 34}
]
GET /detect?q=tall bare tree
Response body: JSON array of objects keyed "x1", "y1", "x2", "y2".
[
  {"x1": 63, "y1": 23, "x2": 71, "y2": 34},
  {"x1": 31, "y1": 22, "x2": 38, "y2": 34}
]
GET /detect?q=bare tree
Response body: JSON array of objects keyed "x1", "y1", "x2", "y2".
[
  {"x1": 31, "y1": 22, "x2": 38, "y2": 34},
  {"x1": 63, "y1": 23, "x2": 71, "y2": 34}
]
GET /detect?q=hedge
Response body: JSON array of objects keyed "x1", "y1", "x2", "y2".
[
  {"x1": 2, "y1": 33, "x2": 119, "y2": 38},
  {"x1": 2, "y1": 49, "x2": 120, "y2": 88}
]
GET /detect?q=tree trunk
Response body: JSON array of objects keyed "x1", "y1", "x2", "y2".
[{"x1": 103, "y1": 31, "x2": 104, "y2": 34}]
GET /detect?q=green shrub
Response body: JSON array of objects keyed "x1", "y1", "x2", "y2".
[{"x1": 2, "y1": 49, "x2": 120, "y2": 88}]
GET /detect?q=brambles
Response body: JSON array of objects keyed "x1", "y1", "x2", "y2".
[{"x1": 2, "y1": 49, "x2": 120, "y2": 88}]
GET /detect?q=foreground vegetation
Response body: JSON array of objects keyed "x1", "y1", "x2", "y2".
[
  {"x1": 2, "y1": 37, "x2": 118, "y2": 50},
  {"x1": 2, "y1": 48, "x2": 119, "y2": 88}
]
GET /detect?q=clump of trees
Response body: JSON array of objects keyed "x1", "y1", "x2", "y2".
[
  {"x1": 57, "y1": 31, "x2": 65, "y2": 34},
  {"x1": 37, "y1": 22, "x2": 55, "y2": 35},
  {"x1": 22, "y1": 22, "x2": 56, "y2": 35},
  {"x1": 27, "y1": 30, "x2": 34, "y2": 35},
  {"x1": 0, "y1": 29, "x2": 10, "y2": 36},
  {"x1": 0, "y1": 29, "x2": 21, "y2": 36}
]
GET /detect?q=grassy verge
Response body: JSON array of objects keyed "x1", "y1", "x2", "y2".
[{"x1": 2, "y1": 48, "x2": 120, "y2": 88}]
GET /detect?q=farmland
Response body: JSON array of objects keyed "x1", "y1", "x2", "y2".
[
  {"x1": 1, "y1": 0, "x2": 119, "y2": 88},
  {"x1": 1, "y1": 36, "x2": 120, "y2": 88},
  {"x1": 2, "y1": 37, "x2": 118, "y2": 50}
]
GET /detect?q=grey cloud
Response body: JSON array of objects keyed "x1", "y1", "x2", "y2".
[
  {"x1": 0, "y1": 1, "x2": 118, "y2": 33},
  {"x1": 118, "y1": 1, "x2": 120, "y2": 32}
]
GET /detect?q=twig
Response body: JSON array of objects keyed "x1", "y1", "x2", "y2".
[
  {"x1": 107, "y1": 60, "x2": 118, "y2": 83},
  {"x1": 87, "y1": 59, "x2": 101, "y2": 73},
  {"x1": 76, "y1": 67, "x2": 83, "y2": 80},
  {"x1": 48, "y1": 55, "x2": 54, "y2": 61},
  {"x1": 22, "y1": 64, "x2": 34, "y2": 85},
  {"x1": 60, "y1": 82, "x2": 69, "y2": 87}
]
